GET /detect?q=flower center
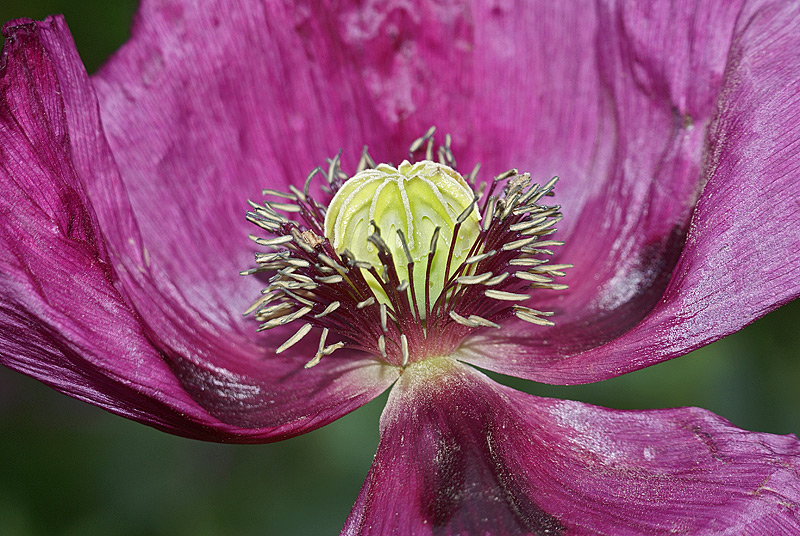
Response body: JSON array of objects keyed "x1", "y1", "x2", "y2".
[{"x1": 243, "y1": 129, "x2": 569, "y2": 369}]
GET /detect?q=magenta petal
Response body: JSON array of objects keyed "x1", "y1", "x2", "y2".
[
  {"x1": 89, "y1": 0, "x2": 407, "y2": 330},
  {"x1": 0, "y1": 17, "x2": 398, "y2": 441},
  {"x1": 460, "y1": 1, "x2": 800, "y2": 383},
  {"x1": 344, "y1": 361, "x2": 800, "y2": 535}
]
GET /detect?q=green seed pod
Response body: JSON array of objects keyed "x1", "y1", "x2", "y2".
[{"x1": 324, "y1": 160, "x2": 480, "y2": 317}]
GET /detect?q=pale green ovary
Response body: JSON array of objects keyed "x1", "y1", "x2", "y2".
[{"x1": 324, "y1": 161, "x2": 480, "y2": 318}]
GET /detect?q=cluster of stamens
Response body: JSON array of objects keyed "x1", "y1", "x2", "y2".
[{"x1": 243, "y1": 128, "x2": 569, "y2": 369}]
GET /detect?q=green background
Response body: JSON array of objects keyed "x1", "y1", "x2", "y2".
[{"x1": 1, "y1": 2, "x2": 799, "y2": 535}]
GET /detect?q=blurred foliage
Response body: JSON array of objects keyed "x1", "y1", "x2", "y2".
[
  {"x1": 0, "y1": 1, "x2": 136, "y2": 73},
  {"x1": 1, "y1": 2, "x2": 799, "y2": 535}
]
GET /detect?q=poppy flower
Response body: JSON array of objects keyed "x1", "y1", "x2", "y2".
[{"x1": 1, "y1": 2, "x2": 799, "y2": 534}]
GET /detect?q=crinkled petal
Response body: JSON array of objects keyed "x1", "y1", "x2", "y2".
[
  {"x1": 0, "y1": 17, "x2": 398, "y2": 441},
  {"x1": 90, "y1": 0, "x2": 414, "y2": 335},
  {"x1": 460, "y1": 0, "x2": 800, "y2": 383},
  {"x1": 344, "y1": 361, "x2": 800, "y2": 535}
]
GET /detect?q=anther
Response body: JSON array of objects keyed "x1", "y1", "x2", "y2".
[
  {"x1": 457, "y1": 272, "x2": 494, "y2": 285},
  {"x1": 467, "y1": 314, "x2": 501, "y2": 329},
  {"x1": 313, "y1": 301, "x2": 340, "y2": 319},
  {"x1": 304, "y1": 328, "x2": 329, "y2": 369},
  {"x1": 514, "y1": 271, "x2": 554, "y2": 283},
  {"x1": 326, "y1": 151, "x2": 342, "y2": 185},
  {"x1": 267, "y1": 201, "x2": 302, "y2": 213},
  {"x1": 400, "y1": 334, "x2": 409, "y2": 367},
  {"x1": 252, "y1": 235, "x2": 293, "y2": 247},
  {"x1": 501, "y1": 236, "x2": 541, "y2": 251},
  {"x1": 316, "y1": 274, "x2": 344, "y2": 284},
  {"x1": 464, "y1": 250, "x2": 496, "y2": 265},
  {"x1": 513, "y1": 306, "x2": 555, "y2": 326},
  {"x1": 357, "y1": 297, "x2": 376, "y2": 309},
  {"x1": 483, "y1": 273, "x2": 510, "y2": 286},
  {"x1": 380, "y1": 303, "x2": 388, "y2": 333},
  {"x1": 449, "y1": 310, "x2": 479, "y2": 327},
  {"x1": 467, "y1": 162, "x2": 481, "y2": 185},
  {"x1": 495, "y1": 168, "x2": 518, "y2": 182},
  {"x1": 261, "y1": 188, "x2": 297, "y2": 200},
  {"x1": 276, "y1": 323, "x2": 313, "y2": 354},
  {"x1": 484, "y1": 290, "x2": 530, "y2": 301},
  {"x1": 378, "y1": 334, "x2": 387, "y2": 359},
  {"x1": 318, "y1": 254, "x2": 347, "y2": 273}
]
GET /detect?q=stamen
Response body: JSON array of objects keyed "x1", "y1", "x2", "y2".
[
  {"x1": 464, "y1": 250, "x2": 496, "y2": 265},
  {"x1": 409, "y1": 125, "x2": 436, "y2": 154},
  {"x1": 288, "y1": 184, "x2": 306, "y2": 203},
  {"x1": 314, "y1": 301, "x2": 340, "y2": 318},
  {"x1": 457, "y1": 272, "x2": 494, "y2": 285},
  {"x1": 318, "y1": 254, "x2": 347, "y2": 273},
  {"x1": 483, "y1": 197, "x2": 496, "y2": 231},
  {"x1": 284, "y1": 258, "x2": 311, "y2": 268},
  {"x1": 501, "y1": 235, "x2": 541, "y2": 251},
  {"x1": 281, "y1": 289, "x2": 316, "y2": 307},
  {"x1": 280, "y1": 271, "x2": 314, "y2": 284},
  {"x1": 267, "y1": 201, "x2": 302, "y2": 213},
  {"x1": 357, "y1": 297, "x2": 376, "y2": 309},
  {"x1": 509, "y1": 258, "x2": 548, "y2": 267},
  {"x1": 252, "y1": 235, "x2": 293, "y2": 247},
  {"x1": 466, "y1": 314, "x2": 501, "y2": 329},
  {"x1": 305, "y1": 328, "x2": 329, "y2": 369},
  {"x1": 400, "y1": 334, "x2": 409, "y2": 367},
  {"x1": 514, "y1": 271, "x2": 554, "y2": 283},
  {"x1": 242, "y1": 293, "x2": 274, "y2": 315},
  {"x1": 303, "y1": 167, "x2": 321, "y2": 197},
  {"x1": 316, "y1": 274, "x2": 344, "y2": 284},
  {"x1": 270, "y1": 280, "x2": 316, "y2": 291},
  {"x1": 378, "y1": 334, "x2": 387, "y2": 359},
  {"x1": 496, "y1": 168, "x2": 518, "y2": 181},
  {"x1": 449, "y1": 310, "x2": 479, "y2": 327},
  {"x1": 261, "y1": 188, "x2": 297, "y2": 199},
  {"x1": 356, "y1": 147, "x2": 373, "y2": 173},
  {"x1": 509, "y1": 219, "x2": 546, "y2": 232},
  {"x1": 513, "y1": 306, "x2": 555, "y2": 326},
  {"x1": 483, "y1": 273, "x2": 510, "y2": 286},
  {"x1": 322, "y1": 341, "x2": 345, "y2": 355},
  {"x1": 326, "y1": 151, "x2": 341, "y2": 185},
  {"x1": 467, "y1": 162, "x2": 481, "y2": 185},
  {"x1": 259, "y1": 305, "x2": 313, "y2": 329},
  {"x1": 536, "y1": 283, "x2": 569, "y2": 291},
  {"x1": 525, "y1": 240, "x2": 565, "y2": 248},
  {"x1": 276, "y1": 323, "x2": 313, "y2": 354},
  {"x1": 255, "y1": 302, "x2": 292, "y2": 320},
  {"x1": 484, "y1": 290, "x2": 530, "y2": 301}
]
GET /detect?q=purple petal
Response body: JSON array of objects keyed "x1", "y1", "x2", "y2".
[
  {"x1": 459, "y1": 0, "x2": 800, "y2": 383},
  {"x1": 344, "y1": 361, "x2": 800, "y2": 535},
  {"x1": 0, "y1": 17, "x2": 397, "y2": 441},
  {"x1": 91, "y1": 0, "x2": 404, "y2": 335}
]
